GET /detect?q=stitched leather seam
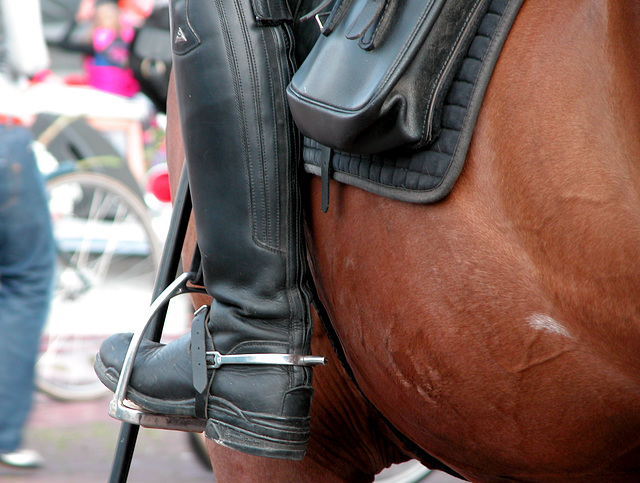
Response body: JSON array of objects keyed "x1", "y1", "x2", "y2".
[
  {"x1": 232, "y1": 0, "x2": 269, "y2": 248},
  {"x1": 172, "y1": 0, "x2": 201, "y2": 56},
  {"x1": 288, "y1": 0, "x2": 437, "y2": 113},
  {"x1": 446, "y1": 7, "x2": 510, "y2": 177},
  {"x1": 261, "y1": 28, "x2": 278, "y2": 249},
  {"x1": 422, "y1": 0, "x2": 485, "y2": 147},
  {"x1": 363, "y1": 0, "x2": 437, "y2": 110},
  {"x1": 213, "y1": 0, "x2": 255, "y2": 257}
]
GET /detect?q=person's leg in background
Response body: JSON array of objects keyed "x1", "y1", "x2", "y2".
[{"x1": 0, "y1": 124, "x2": 56, "y2": 468}]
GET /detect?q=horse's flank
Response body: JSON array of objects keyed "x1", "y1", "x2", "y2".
[
  {"x1": 167, "y1": 1, "x2": 640, "y2": 481},
  {"x1": 306, "y1": 1, "x2": 640, "y2": 480}
]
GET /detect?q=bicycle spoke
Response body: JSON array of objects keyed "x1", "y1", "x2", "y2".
[{"x1": 40, "y1": 171, "x2": 162, "y2": 401}]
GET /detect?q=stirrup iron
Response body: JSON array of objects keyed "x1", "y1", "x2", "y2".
[
  {"x1": 108, "y1": 273, "x2": 326, "y2": 432},
  {"x1": 108, "y1": 272, "x2": 208, "y2": 432}
]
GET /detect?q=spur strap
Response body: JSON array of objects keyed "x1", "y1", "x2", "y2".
[
  {"x1": 190, "y1": 305, "x2": 211, "y2": 419},
  {"x1": 190, "y1": 305, "x2": 326, "y2": 418}
]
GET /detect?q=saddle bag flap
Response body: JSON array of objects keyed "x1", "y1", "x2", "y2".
[{"x1": 287, "y1": 0, "x2": 490, "y2": 154}]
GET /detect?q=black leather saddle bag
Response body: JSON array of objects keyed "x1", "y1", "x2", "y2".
[{"x1": 287, "y1": 0, "x2": 491, "y2": 155}]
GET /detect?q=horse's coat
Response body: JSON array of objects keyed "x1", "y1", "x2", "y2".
[{"x1": 165, "y1": 1, "x2": 640, "y2": 481}]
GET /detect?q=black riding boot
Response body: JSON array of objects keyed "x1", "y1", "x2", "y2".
[{"x1": 94, "y1": 0, "x2": 322, "y2": 460}]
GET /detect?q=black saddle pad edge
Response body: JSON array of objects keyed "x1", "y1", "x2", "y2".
[{"x1": 303, "y1": 0, "x2": 525, "y2": 204}]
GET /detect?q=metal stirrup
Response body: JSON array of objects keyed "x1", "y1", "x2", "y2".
[{"x1": 109, "y1": 272, "x2": 208, "y2": 432}]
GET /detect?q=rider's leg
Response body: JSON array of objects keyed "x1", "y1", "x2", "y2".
[{"x1": 94, "y1": 0, "x2": 321, "y2": 461}]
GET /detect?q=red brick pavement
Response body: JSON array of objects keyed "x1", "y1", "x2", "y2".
[{"x1": 0, "y1": 393, "x2": 214, "y2": 482}]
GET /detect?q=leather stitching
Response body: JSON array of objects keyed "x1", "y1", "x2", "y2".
[{"x1": 421, "y1": 0, "x2": 484, "y2": 147}]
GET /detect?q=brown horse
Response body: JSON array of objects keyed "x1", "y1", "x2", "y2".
[{"x1": 165, "y1": 1, "x2": 640, "y2": 481}]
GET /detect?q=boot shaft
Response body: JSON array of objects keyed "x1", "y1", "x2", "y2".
[{"x1": 170, "y1": 0, "x2": 311, "y2": 352}]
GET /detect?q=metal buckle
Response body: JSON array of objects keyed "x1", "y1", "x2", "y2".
[
  {"x1": 315, "y1": 12, "x2": 330, "y2": 30},
  {"x1": 108, "y1": 272, "x2": 207, "y2": 432}
]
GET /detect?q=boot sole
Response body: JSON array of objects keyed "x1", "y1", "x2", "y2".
[
  {"x1": 205, "y1": 401, "x2": 309, "y2": 460},
  {"x1": 95, "y1": 354, "x2": 310, "y2": 460}
]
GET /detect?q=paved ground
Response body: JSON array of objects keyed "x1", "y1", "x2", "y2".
[
  {"x1": 0, "y1": 394, "x2": 214, "y2": 483},
  {"x1": 0, "y1": 392, "x2": 462, "y2": 483}
]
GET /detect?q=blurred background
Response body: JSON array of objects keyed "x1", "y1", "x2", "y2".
[{"x1": 0, "y1": 1, "x2": 215, "y2": 481}]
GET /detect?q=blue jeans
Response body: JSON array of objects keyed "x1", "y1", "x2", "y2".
[{"x1": 0, "y1": 125, "x2": 55, "y2": 453}]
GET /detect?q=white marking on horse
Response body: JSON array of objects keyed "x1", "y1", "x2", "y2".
[{"x1": 527, "y1": 314, "x2": 572, "y2": 338}]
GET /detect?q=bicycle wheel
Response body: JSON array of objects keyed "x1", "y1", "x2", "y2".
[
  {"x1": 37, "y1": 170, "x2": 162, "y2": 401},
  {"x1": 31, "y1": 113, "x2": 143, "y2": 197}
]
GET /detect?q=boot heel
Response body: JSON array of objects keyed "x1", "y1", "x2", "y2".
[{"x1": 205, "y1": 413, "x2": 309, "y2": 460}]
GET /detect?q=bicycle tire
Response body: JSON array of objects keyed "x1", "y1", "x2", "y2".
[
  {"x1": 37, "y1": 170, "x2": 162, "y2": 401},
  {"x1": 31, "y1": 113, "x2": 144, "y2": 198}
]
